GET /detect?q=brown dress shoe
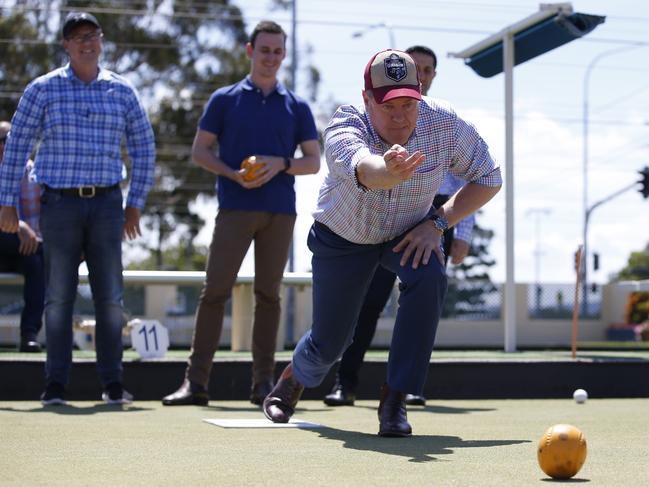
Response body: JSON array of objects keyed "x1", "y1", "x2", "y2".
[
  {"x1": 378, "y1": 384, "x2": 412, "y2": 437},
  {"x1": 250, "y1": 379, "x2": 274, "y2": 405},
  {"x1": 324, "y1": 382, "x2": 355, "y2": 406},
  {"x1": 162, "y1": 379, "x2": 208, "y2": 406},
  {"x1": 263, "y1": 363, "x2": 304, "y2": 423}
]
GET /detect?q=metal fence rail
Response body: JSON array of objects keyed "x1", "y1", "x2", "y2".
[{"x1": 1, "y1": 272, "x2": 636, "y2": 350}]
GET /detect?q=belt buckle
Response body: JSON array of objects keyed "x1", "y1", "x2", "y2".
[{"x1": 78, "y1": 186, "x2": 96, "y2": 198}]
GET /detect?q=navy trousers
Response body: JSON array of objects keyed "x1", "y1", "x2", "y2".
[
  {"x1": 292, "y1": 222, "x2": 447, "y2": 395},
  {"x1": 336, "y1": 265, "x2": 397, "y2": 390},
  {"x1": 335, "y1": 193, "x2": 455, "y2": 390}
]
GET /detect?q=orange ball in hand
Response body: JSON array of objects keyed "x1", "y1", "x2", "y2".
[
  {"x1": 241, "y1": 156, "x2": 263, "y2": 182},
  {"x1": 537, "y1": 424, "x2": 587, "y2": 479}
]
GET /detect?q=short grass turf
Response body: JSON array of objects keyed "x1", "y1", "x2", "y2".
[
  {"x1": 1, "y1": 398, "x2": 648, "y2": 486},
  {"x1": 2, "y1": 345, "x2": 649, "y2": 362}
]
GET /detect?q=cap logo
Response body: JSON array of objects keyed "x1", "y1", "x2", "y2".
[{"x1": 384, "y1": 53, "x2": 407, "y2": 82}]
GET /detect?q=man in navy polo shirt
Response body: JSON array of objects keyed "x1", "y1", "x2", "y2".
[{"x1": 162, "y1": 20, "x2": 320, "y2": 407}]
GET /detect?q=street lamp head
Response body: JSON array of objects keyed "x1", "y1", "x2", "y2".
[{"x1": 456, "y1": 10, "x2": 605, "y2": 78}]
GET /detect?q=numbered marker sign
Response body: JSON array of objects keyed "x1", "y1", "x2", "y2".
[{"x1": 130, "y1": 320, "x2": 169, "y2": 359}]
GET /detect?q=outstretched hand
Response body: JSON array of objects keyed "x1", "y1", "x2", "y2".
[{"x1": 383, "y1": 145, "x2": 425, "y2": 183}]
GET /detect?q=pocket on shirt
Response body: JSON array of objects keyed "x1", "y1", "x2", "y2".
[{"x1": 407, "y1": 167, "x2": 443, "y2": 200}]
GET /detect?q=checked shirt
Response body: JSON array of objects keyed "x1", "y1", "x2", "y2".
[
  {"x1": 317, "y1": 98, "x2": 501, "y2": 245},
  {"x1": 0, "y1": 64, "x2": 155, "y2": 209}
]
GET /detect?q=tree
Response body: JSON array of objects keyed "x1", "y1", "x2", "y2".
[
  {"x1": 442, "y1": 216, "x2": 498, "y2": 319},
  {"x1": 614, "y1": 243, "x2": 649, "y2": 281},
  {"x1": 1, "y1": 1, "x2": 325, "y2": 270},
  {"x1": 0, "y1": 0, "x2": 250, "y2": 268},
  {"x1": 0, "y1": 6, "x2": 64, "y2": 115}
]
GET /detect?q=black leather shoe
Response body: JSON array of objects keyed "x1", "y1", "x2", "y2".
[
  {"x1": 324, "y1": 382, "x2": 355, "y2": 406},
  {"x1": 378, "y1": 384, "x2": 412, "y2": 437},
  {"x1": 250, "y1": 379, "x2": 274, "y2": 405},
  {"x1": 405, "y1": 394, "x2": 426, "y2": 406},
  {"x1": 19, "y1": 340, "x2": 42, "y2": 353},
  {"x1": 263, "y1": 363, "x2": 304, "y2": 423},
  {"x1": 162, "y1": 379, "x2": 208, "y2": 406}
]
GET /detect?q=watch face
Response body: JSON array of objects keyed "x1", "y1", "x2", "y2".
[
  {"x1": 435, "y1": 216, "x2": 448, "y2": 232},
  {"x1": 430, "y1": 214, "x2": 447, "y2": 232}
]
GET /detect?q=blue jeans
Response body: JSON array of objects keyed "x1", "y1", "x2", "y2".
[
  {"x1": 292, "y1": 222, "x2": 447, "y2": 395},
  {"x1": 40, "y1": 188, "x2": 125, "y2": 386},
  {"x1": 0, "y1": 232, "x2": 45, "y2": 340}
]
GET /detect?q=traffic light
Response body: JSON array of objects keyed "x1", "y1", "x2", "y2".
[
  {"x1": 574, "y1": 250, "x2": 581, "y2": 272},
  {"x1": 640, "y1": 166, "x2": 649, "y2": 199}
]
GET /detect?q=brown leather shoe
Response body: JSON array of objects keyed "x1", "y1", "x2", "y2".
[
  {"x1": 324, "y1": 382, "x2": 355, "y2": 406},
  {"x1": 378, "y1": 384, "x2": 412, "y2": 437},
  {"x1": 263, "y1": 363, "x2": 304, "y2": 423},
  {"x1": 250, "y1": 379, "x2": 274, "y2": 405},
  {"x1": 162, "y1": 379, "x2": 208, "y2": 406}
]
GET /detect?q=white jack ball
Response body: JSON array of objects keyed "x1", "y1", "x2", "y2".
[{"x1": 573, "y1": 389, "x2": 588, "y2": 404}]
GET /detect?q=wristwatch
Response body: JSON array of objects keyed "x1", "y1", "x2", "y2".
[
  {"x1": 428, "y1": 213, "x2": 448, "y2": 235},
  {"x1": 283, "y1": 157, "x2": 292, "y2": 171}
]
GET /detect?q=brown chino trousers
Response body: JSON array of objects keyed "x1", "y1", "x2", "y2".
[{"x1": 186, "y1": 209, "x2": 296, "y2": 387}]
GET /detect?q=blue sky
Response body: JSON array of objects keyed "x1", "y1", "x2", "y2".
[{"x1": 191, "y1": 0, "x2": 649, "y2": 285}]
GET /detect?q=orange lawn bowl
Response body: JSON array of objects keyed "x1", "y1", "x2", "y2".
[
  {"x1": 241, "y1": 156, "x2": 263, "y2": 182},
  {"x1": 537, "y1": 424, "x2": 587, "y2": 479}
]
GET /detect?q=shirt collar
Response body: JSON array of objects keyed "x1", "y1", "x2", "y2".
[
  {"x1": 63, "y1": 63, "x2": 108, "y2": 84},
  {"x1": 242, "y1": 75, "x2": 287, "y2": 96}
]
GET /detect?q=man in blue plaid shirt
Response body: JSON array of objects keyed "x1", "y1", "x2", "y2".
[
  {"x1": 263, "y1": 49, "x2": 501, "y2": 437},
  {"x1": 0, "y1": 12, "x2": 155, "y2": 405}
]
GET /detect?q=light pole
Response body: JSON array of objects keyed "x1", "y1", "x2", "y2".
[
  {"x1": 581, "y1": 42, "x2": 648, "y2": 315},
  {"x1": 527, "y1": 208, "x2": 552, "y2": 313},
  {"x1": 351, "y1": 22, "x2": 396, "y2": 48},
  {"x1": 448, "y1": 3, "x2": 604, "y2": 352},
  {"x1": 287, "y1": 0, "x2": 298, "y2": 345},
  {"x1": 290, "y1": 0, "x2": 297, "y2": 91}
]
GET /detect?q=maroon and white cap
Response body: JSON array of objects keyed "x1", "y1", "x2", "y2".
[{"x1": 364, "y1": 49, "x2": 421, "y2": 104}]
